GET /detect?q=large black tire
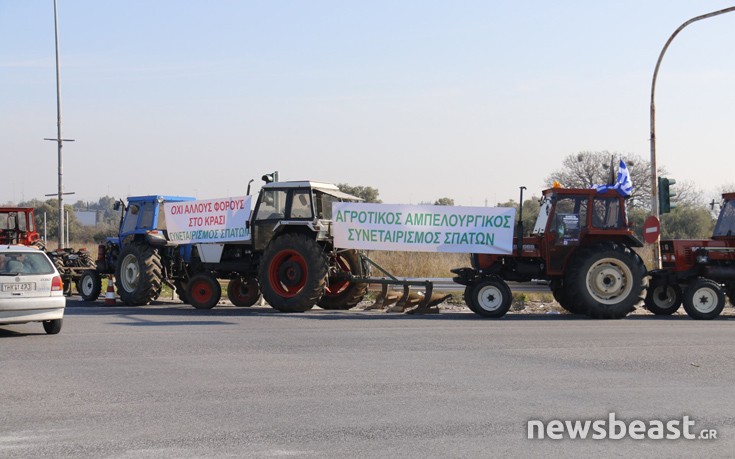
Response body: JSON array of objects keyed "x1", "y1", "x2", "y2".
[
  {"x1": 227, "y1": 277, "x2": 261, "y2": 307},
  {"x1": 464, "y1": 278, "x2": 512, "y2": 318},
  {"x1": 52, "y1": 256, "x2": 65, "y2": 272},
  {"x1": 43, "y1": 318, "x2": 63, "y2": 335},
  {"x1": 187, "y1": 273, "x2": 221, "y2": 309},
  {"x1": 318, "y1": 250, "x2": 367, "y2": 310},
  {"x1": 683, "y1": 278, "x2": 725, "y2": 320},
  {"x1": 564, "y1": 243, "x2": 646, "y2": 319},
  {"x1": 552, "y1": 286, "x2": 587, "y2": 315},
  {"x1": 80, "y1": 251, "x2": 96, "y2": 268},
  {"x1": 258, "y1": 233, "x2": 328, "y2": 312},
  {"x1": 644, "y1": 282, "x2": 682, "y2": 315},
  {"x1": 78, "y1": 270, "x2": 103, "y2": 301},
  {"x1": 114, "y1": 242, "x2": 163, "y2": 306}
]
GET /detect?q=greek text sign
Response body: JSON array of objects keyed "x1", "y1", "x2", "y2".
[
  {"x1": 332, "y1": 203, "x2": 516, "y2": 254},
  {"x1": 164, "y1": 196, "x2": 252, "y2": 244}
]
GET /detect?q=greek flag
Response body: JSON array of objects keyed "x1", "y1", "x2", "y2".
[{"x1": 595, "y1": 160, "x2": 632, "y2": 197}]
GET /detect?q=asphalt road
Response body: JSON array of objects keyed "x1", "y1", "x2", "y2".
[{"x1": 2, "y1": 298, "x2": 734, "y2": 458}]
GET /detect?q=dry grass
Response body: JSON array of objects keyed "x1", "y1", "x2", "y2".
[{"x1": 364, "y1": 251, "x2": 470, "y2": 278}]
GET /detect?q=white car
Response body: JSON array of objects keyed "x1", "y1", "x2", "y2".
[{"x1": 0, "y1": 245, "x2": 66, "y2": 334}]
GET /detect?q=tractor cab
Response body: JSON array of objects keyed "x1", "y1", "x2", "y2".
[
  {"x1": 532, "y1": 187, "x2": 638, "y2": 276},
  {"x1": 117, "y1": 195, "x2": 195, "y2": 246},
  {"x1": 0, "y1": 207, "x2": 42, "y2": 246},
  {"x1": 250, "y1": 181, "x2": 361, "y2": 251}
]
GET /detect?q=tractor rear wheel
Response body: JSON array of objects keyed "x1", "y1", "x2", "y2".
[
  {"x1": 683, "y1": 278, "x2": 725, "y2": 320},
  {"x1": 259, "y1": 233, "x2": 328, "y2": 312},
  {"x1": 565, "y1": 243, "x2": 646, "y2": 319},
  {"x1": 465, "y1": 278, "x2": 512, "y2": 318},
  {"x1": 318, "y1": 250, "x2": 367, "y2": 310},
  {"x1": 227, "y1": 277, "x2": 261, "y2": 307},
  {"x1": 78, "y1": 270, "x2": 102, "y2": 301},
  {"x1": 187, "y1": 273, "x2": 222, "y2": 309},
  {"x1": 114, "y1": 242, "x2": 163, "y2": 306},
  {"x1": 644, "y1": 282, "x2": 682, "y2": 315}
]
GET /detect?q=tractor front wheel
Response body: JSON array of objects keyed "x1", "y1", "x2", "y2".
[
  {"x1": 78, "y1": 270, "x2": 102, "y2": 301},
  {"x1": 465, "y1": 278, "x2": 512, "y2": 318},
  {"x1": 259, "y1": 233, "x2": 328, "y2": 312},
  {"x1": 227, "y1": 277, "x2": 261, "y2": 307},
  {"x1": 683, "y1": 278, "x2": 725, "y2": 320},
  {"x1": 187, "y1": 273, "x2": 221, "y2": 310},
  {"x1": 644, "y1": 282, "x2": 682, "y2": 315}
]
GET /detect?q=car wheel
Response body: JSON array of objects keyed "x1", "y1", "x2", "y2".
[{"x1": 43, "y1": 319, "x2": 62, "y2": 335}]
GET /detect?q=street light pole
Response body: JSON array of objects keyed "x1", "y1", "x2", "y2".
[
  {"x1": 649, "y1": 5, "x2": 735, "y2": 268},
  {"x1": 44, "y1": 0, "x2": 74, "y2": 249}
]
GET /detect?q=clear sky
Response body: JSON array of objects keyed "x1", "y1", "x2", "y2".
[{"x1": 1, "y1": 1, "x2": 734, "y2": 206}]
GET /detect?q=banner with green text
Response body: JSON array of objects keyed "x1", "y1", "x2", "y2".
[{"x1": 332, "y1": 202, "x2": 516, "y2": 254}]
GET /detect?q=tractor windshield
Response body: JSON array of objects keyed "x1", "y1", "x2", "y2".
[
  {"x1": 713, "y1": 199, "x2": 735, "y2": 237},
  {"x1": 532, "y1": 197, "x2": 552, "y2": 235}
]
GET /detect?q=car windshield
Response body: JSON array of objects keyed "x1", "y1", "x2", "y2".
[{"x1": 0, "y1": 252, "x2": 55, "y2": 275}]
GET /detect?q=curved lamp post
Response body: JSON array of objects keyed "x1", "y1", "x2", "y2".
[{"x1": 650, "y1": 6, "x2": 735, "y2": 268}]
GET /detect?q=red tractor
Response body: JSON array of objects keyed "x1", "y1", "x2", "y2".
[
  {"x1": 0, "y1": 207, "x2": 44, "y2": 248},
  {"x1": 452, "y1": 186, "x2": 648, "y2": 319},
  {"x1": 645, "y1": 192, "x2": 735, "y2": 320}
]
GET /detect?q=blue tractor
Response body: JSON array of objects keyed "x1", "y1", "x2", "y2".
[{"x1": 77, "y1": 195, "x2": 195, "y2": 305}]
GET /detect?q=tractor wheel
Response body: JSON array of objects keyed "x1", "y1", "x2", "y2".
[
  {"x1": 258, "y1": 233, "x2": 328, "y2": 312},
  {"x1": 174, "y1": 279, "x2": 189, "y2": 304},
  {"x1": 565, "y1": 243, "x2": 646, "y2": 319},
  {"x1": 187, "y1": 273, "x2": 222, "y2": 309},
  {"x1": 53, "y1": 256, "x2": 65, "y2": 273},
  {"x1": 465, "y1": 278, "x2": 512, "y2": 318},
  {"x1": 114, "y1": 242, "x2": 163, "y2": 306},
  {"x1": 78, "y1": 270, "x2": 102, "y2": 301},
  {"x1": 552, "y1": 287, "x2": 587, "y2": 315},
  {"x1": 644, "y1": 282, "x2": 682, "y2": 315},
  {"x1": 82, "y1": 251, "x2": 95, "y2": 268},
  {"x1": 227, "y1": 277, "x2": 261, "y2": 307},
  {"x1": 683, "y1": 278, "x2": 725, "y2": 320},
  {"x1": 318, "y1": 249, "x2": 367, "y2": 310}
]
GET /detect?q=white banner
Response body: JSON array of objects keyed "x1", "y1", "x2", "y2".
[
  {"x1": 332, "y1": 202, "x2": 516, "y2": 254},
  {"x1": 164, "y1": 196, "x2": 252, "y2": 244}
]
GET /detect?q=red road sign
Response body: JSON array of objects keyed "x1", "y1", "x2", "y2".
[{"x1": 643, "y1": 216, "x2": 661, "y2": 244}]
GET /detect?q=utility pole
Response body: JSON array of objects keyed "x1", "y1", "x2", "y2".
[
  {"x1": 649, "y1": 5, "x2": 735, "y2": 268},
  {"x1": 44, "y1": 0, "x2": 74, "y2": 249}
]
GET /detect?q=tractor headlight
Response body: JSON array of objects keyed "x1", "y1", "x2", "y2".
[{"x1": 696, "y1": 253, "x2": 709, "y2": 264}]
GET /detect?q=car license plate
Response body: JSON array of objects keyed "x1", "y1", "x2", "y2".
[{"x1": 2, "y1": 283, "x2": 35, "y2": 292}]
